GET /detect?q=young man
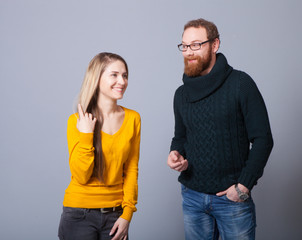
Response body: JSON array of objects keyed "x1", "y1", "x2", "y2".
[{"x1": 167, "y1": 18, "x2": 273, "y2": 240}]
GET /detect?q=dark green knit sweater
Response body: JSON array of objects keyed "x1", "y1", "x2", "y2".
[{"x1": 170, "y1": 53, "x2": 273, "y2": 193}]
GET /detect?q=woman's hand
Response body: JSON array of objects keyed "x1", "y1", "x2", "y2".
[
  {"x1": 110, "y1": 217, "x2": 129, "y2": 240},
  {"x1": 76, "y1": 104, "x2": 96, "y2": 133}
]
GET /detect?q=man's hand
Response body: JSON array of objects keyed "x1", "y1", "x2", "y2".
[
  {"x1": 110, "y1": 217, "x2": 129, "y2": 240},
  {"x1": 167, "y1": 150, "x2": 188, "y2": 172},
  {"x1": 216, "y1": 183, "x2": 249, "y2": 202}
]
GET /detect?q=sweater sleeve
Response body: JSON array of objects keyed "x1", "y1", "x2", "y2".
[
  {"x1": 67, "y1": 114, "x2": 95, "y2": 185},
  {"x1": 120, "y1": 113, "x2": 141, "y2": 222},
  {"x1": 170, "y1": 86, "x2": 187, "y2": 157},
  {"x1": 238, "y1": 72, "x2": 274, "y2": 190}
]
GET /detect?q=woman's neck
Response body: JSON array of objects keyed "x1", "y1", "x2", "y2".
[{"x1": 97, "y1": 96, "x2": 121, "y2": 117}]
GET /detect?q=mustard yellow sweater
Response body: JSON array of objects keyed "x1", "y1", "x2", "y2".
[{"x1": 63, "y1": 106, "x2": 141, "y2": 222}]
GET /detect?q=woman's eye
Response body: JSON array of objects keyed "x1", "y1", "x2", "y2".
[{"x1": 111, "y1": 74, "x2": 117, "y2": 77}]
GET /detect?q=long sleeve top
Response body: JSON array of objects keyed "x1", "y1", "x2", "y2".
[
  {"x1": 170, "y1": 53, "x2": 273, "y2": 193},
  {"x1": 63, "y1": 106, "x2": 141, "y2": 222}
]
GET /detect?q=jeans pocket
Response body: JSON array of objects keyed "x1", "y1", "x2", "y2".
[
  {"x1": 222, "y1": 194, "x2": 252, "y2": 204},
  {"x1": 62, "y1": 207, "x2": 86, "y2": 222}
]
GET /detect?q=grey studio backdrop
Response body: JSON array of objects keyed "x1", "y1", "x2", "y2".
[{"x1": 0, "y1": 0, "x2": 301, "y2": 239}]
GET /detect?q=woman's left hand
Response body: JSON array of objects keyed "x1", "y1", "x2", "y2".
[{"x1": 110, "y1": 217, "x2": 129, "y2": 240}]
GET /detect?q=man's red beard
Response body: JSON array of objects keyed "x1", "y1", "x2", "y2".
[{"x1": 184, "y1": 47, "x2": 212, "y2": 77}]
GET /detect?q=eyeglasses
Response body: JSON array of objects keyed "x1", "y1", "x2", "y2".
[{"x1": 178, "y1": 39, "x2": 212, "y2": 52}]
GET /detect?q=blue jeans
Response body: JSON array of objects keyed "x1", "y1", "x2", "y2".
[
  {"x1": 181, "y1": 184, "x2": 256, "y2": 240},
  {"x1": 58, "y1": 207, "x2": 123, "y2": 240}
]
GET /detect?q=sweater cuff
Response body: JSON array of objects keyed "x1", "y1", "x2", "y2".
[
  {"x1": 238, "y1": 172, "x2": 258, "y2": 190},
  {"x1": 79, "y1": 132, "x2": 94, "y2": 147},
  {"x1": 120, "y1": 206, "x2": 133, "y2": 222}
]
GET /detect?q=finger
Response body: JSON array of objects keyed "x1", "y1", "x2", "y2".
[
  {"x1": 169, "y1": 152, "x2": 176, "y2": 161},
  {"x1": 175, "y1": 166, "x2": 183, "y2": 172},
  {"x1": 169, "y1": 161, "x2": 182, "y2": 169},
  {"x1": 174, "y1": 151, "x2": 180, "y2": 157},
  {"x1": 170, "y1": 151, "x2": 179, "y2": 160},
  {"x1": 174, "y1": 161, "x2": 186, "y2": 171},
  {"x1": 216, "y1": 190, "x2": 227, "y2": 196},
  {"x1": 176, "y1": 165, "x2": 187, "y2": 172},
  {"x1": 168, "y1": 155, "x2": 178, "y2": 164},
  {"x1": 123, "y1": 235, "x2": 128, "y2": 240},
  {"x1": 170, "y1": 163, "x2": 181, "y2": 170},
  {"x1": 111, "y1": 229, "x2": 122, "y2": 240},
  {"x1": 171, "y1": 151, "x2": 179, "y2": 157},
  {"x1": 109, "y1": 222, "x2": 118, "y2": 237},
  {"x1": 168, "y1": 155, "x2": 178, "y2": 165},
  {"x1": 179, "y1": 160, "x2": 188, "y2": 171},
  {"x1": 77, "y1": 104, "x2": 84, "y2": 119},
  {"x1": 88, "y1": 113, "x2": 93, "y2": 120},
  {"x1": 181, "y1": 159, "x2": 187, "y2": 165}
]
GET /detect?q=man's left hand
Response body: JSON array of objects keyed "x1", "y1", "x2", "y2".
[{"x1": 216, "y1": 183, "x2": 249, "y2": 202}]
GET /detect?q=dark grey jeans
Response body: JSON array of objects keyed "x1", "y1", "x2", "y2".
[{"x1": 58, "y1": 207, "x2": 123, "y2": 240}]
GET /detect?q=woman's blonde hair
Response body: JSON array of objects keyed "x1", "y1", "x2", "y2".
[{"x1": 77, "y1": 52, "x2": 128, "y2": 182}]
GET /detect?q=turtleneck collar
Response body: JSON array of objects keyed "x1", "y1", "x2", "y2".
[{"x1": 182, "y1": 53, "x2": 233, "y2": 102}]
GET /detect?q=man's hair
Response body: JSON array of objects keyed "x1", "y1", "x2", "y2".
[{"x1": 184, "y1": 18, "x2": 220, "y2": 41}]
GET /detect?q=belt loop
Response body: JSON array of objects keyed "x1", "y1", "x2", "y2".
[{"x1": 101, "y1": 208, "x2": 109, "y2": 213}]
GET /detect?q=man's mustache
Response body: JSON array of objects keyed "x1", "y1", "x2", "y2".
[{"x1": 185, "y1": 57, "x2": 198, "y2": 61}]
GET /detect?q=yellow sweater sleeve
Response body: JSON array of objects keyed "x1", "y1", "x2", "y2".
[
  {"x1": 67, "y1": 114, "x2": 95, "y2": 184},
  {"x1": 120, "y1": 113, "x2": 141, "y2": 221}
]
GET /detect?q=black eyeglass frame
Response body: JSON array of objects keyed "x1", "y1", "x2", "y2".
[{"x1": 177, "y1": 39, "x2": 214, "y2": 52}]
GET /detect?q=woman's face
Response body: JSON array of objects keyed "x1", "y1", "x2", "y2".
[{"x1": 99, "y1": 60, "x2": 128, "y2": 101}]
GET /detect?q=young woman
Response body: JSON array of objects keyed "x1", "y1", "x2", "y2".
[{"x1": 58, "y1": 52, "x2": 141, "y2": 240}]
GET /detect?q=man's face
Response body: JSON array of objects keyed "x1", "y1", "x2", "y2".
[{"x1": 182, "y1": 27, "x2": 214, "y2": 77}]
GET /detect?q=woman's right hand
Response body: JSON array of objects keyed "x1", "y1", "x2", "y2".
[{"x1": 76, "y1": 104, "x2": 97, "y2": 133}]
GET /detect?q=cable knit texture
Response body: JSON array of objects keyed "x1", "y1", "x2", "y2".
[{"x1": 170, "y1": 53, "x2": 273, "y2": 193}]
